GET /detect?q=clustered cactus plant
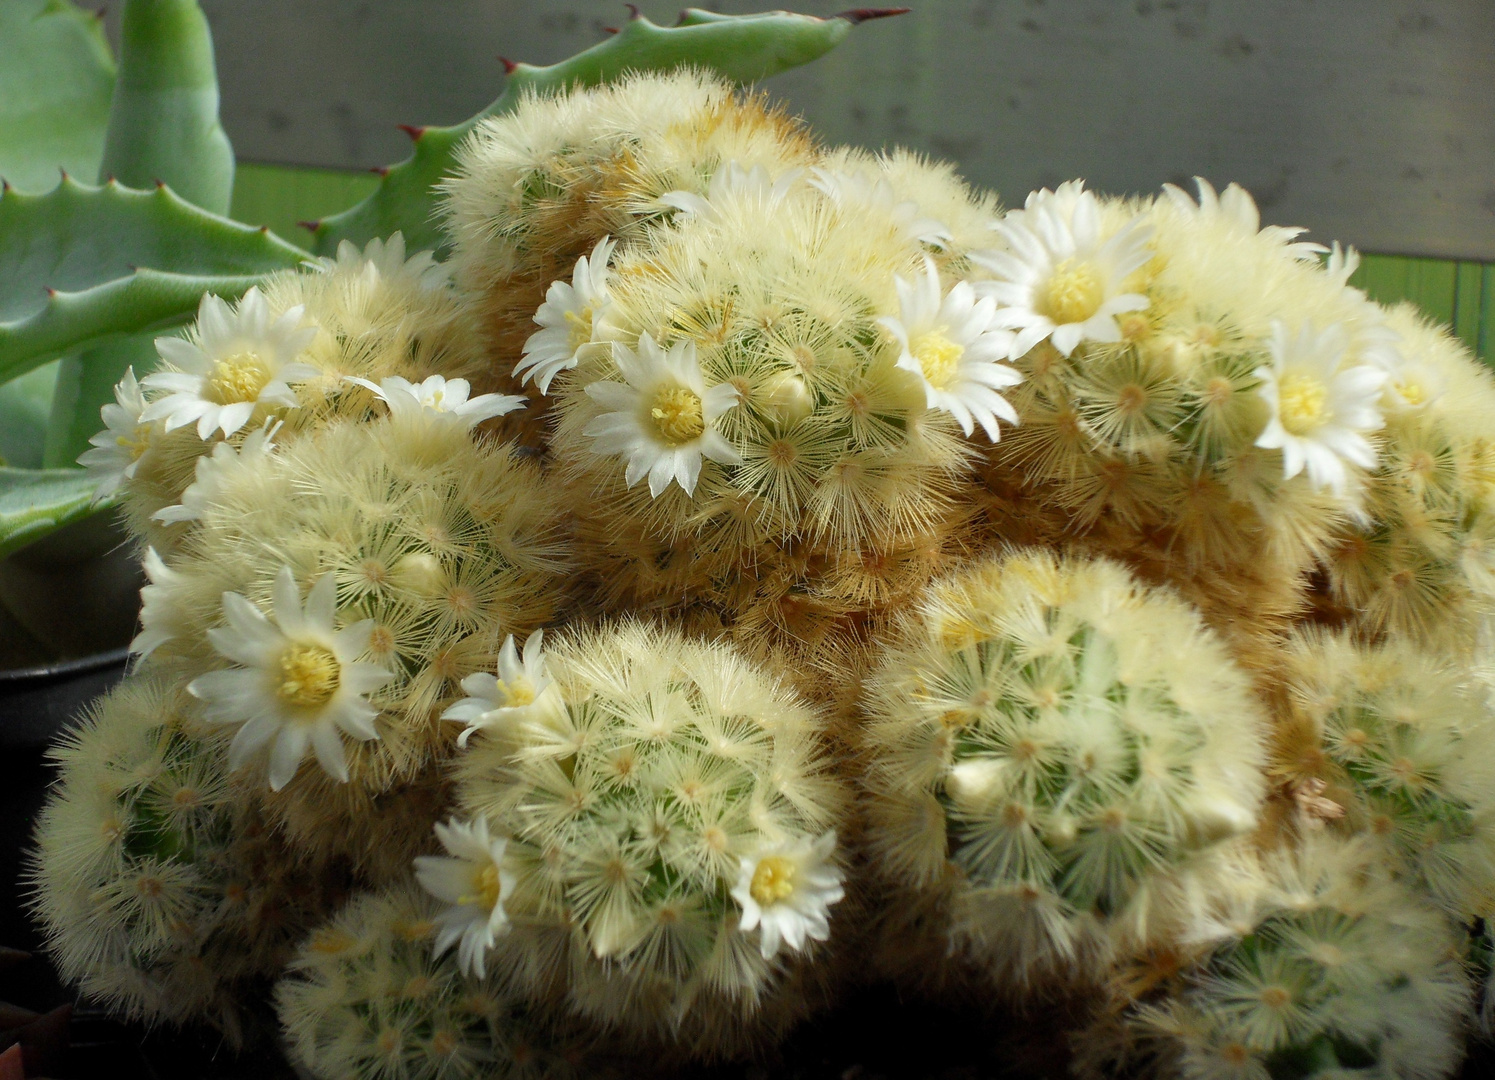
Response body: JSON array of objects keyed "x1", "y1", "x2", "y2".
[{"x1": 18, "y1": 7, "x2": 1495, "y2": 1080}]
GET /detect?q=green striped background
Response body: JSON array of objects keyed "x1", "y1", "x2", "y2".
[{"x1": 231, "y1": 163, "x2": 1495, "y2": 363}]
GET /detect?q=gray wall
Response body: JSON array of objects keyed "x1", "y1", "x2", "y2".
[{"x1": 118, "y1": 1, "x2": 1495, "y2": 260}]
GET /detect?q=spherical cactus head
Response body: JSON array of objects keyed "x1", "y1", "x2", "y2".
[
  {"x1": 1124, "y1": 836, "x2": 1471, "y2": 1080},
  {"x1": 132, "y1": 416, "x2": 568, "y2": 878},
  {"x1": 28, "y1": 673, "x2": 342, "y2": 1038},
  {"x1": 276, "y1": 884, "x2": 594, "y2": 1080},
  {"x1": 1277, "y1": 630, "x2": 1495, "y2": 922},
  {"x1": 442, "y1": 620, "x2": 853, "y2": 1058},
  {"x1": 859, "y1": 549, "x2": 1269, "y2": 992}
]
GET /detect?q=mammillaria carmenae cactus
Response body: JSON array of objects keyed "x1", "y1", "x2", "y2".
[
  {"x1": 26, "y1": 19, "x2": 1495, "y2": 1078},
  {"x1": 276, "y1": 885, "x2": 595, "y2": 1080},
  {"x1": 858, "y1": 549, "x2": 1268, "y2": 992},
  {"x1": 1112, "y1": 837, "x2": 1471, "y2": 1080},
  {"x1": 439, "y1": 621, "x2": 852, "y2": 1059}
]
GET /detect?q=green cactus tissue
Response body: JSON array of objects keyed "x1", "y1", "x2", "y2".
[{"x1": 23, "y1": 13, "x2": 1495, "y2": 1080}]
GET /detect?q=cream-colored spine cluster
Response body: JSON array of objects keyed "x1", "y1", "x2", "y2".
[
  {"x1": 1273, "y1": 630, "x2": 1495, "y2": 922},
  {"x1": 1116, "y1": 838, "x2": 1470, "y2": 1080},
  {"x1": 858, "y1": 549, "x2": 1267, "y2": 991},
  {"x1": 441, "y1": 621, "x2": 851, "y2": 1059},
  {"x1": 1321, "y1": 303, "x2": 1495, "y2": 649},
  {"x1": 276, "y1": 885, "x2": 591, "y2": 1080},
  {"x1": 29, "y1": 675, "x2": 344, "y2": 1040},
  {"x1": 40, "y1": 66, "x2": 1495, "y2": 1080}
]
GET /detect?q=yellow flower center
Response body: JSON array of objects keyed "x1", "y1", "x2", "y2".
[
  {"x1": 909, "y1": 330, "x2": 964, "y2": 389},
  {"x1": 115, "y1": 425, "x2": 153, "y2": 463},
  {"x1": 1277, "y1": 373, "x2": 1329, "y2": 435},
  {"x1": 466, "y1": 863, "x2": 503, "y2": 910},
  {"x1": 750, "y1": 855, "x2": 796, "y2": 906},
  {"x1": 498, "y1": 678, "x2": 536, "y2": 709},
  {"x1": 1040, "y1": 259, "x2": 1105, "y2": 325},
  {"x1": 564, "y1": 307, "x2": 593, "y2": 351},
  {"x1": 206, "y1": 351, "x2": 273, "y2": 404},
  {"x1": 1393, "y1": 377, "x2": 1426, "y2": 406},
  {"x1": 649, "y1": 385, "x2": 705, "y2": 446},
  {"x1": 277, "y1": 643, "x2": 341, "y2": 707}
]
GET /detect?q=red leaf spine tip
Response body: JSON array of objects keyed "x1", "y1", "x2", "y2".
[
  {"x1": 1, "y1": 179, "x2": 11, "y2": 194},
  {"x1": 298, "y1": 220, "x2": 322, "y2": 234},
  {"x1": 153, "y1": 178, "x2": 166, "y2": 188},
  {"x1": 835, "y1": 7, "x2": 911, "y2": 23},
  {"x1": 499, "y1": 56, "x2": 519, "y2": 74},
  {"x1": 602, "y1": 26, "x2": 619, "y2": 34},
  {"x1": 258, "y1": 225, "x2": 270, "y2": 233},
  {"x1": 58, "y1": 168, "x2": 70, "y2": 181},
  {"x1": 369, "y1": 165, "x2": 390, "y2": 177},
  {"x1": 45, "y1": 287, "x2": 58, "y2": 297},
  {"x1": 625, "y1": 3, "x2": 642, "y2": 19},
  {"x1": 95, "y1": 6, "x2": 106, "y2": 19},
  {"x1": 397, "y1": 124, "x2": 427, "y2": 141}
]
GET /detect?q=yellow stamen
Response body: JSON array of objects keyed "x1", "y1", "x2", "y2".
[
  {"x1": 1277, "y1": 374, "x2": 1328, "y2": 435},
  {"x1": 114, "y1": 426, "x2": 153, "y2": 462},
  {"x1": 750, "y1": 855, "x2": 797, "y2": 906},
  {"x1": 459, "y1": 863, "x2": 503, "y2": 910},
  {"x1": 497, "y1": 678, "x2": 536, "y2": 709},
  {"x1": 564, "y1": 307, "x2": 593, "y2": 351},
  {"x1": 1040, "y1": 259, "x2": 1105, "y2": 325},
  {"x1": 909, "y1": 330, "x2": 964, "y2": 389},
  {"x1": 649, "y1": 385, "x2": 705, "y2": 445},
  {"x1": 1394, "y1": 378, "x2": 1427, "y2": 406},
  {"x1": 277, "y1": 643, "x2": 341, "y2": 707},
  {"x1": 206, "y1": 352, "x2": 273, "y2": 404}
]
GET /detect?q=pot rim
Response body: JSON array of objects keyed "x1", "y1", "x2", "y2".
[{"x1": 0, "y1": 647, "x2": 133, "y2": 685}]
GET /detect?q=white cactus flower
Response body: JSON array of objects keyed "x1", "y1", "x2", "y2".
[
  {"x1": 810, "y1": 165, "x2": 952, "y2": 248},
  {"x1": 659, "y1": 159, "x2": 804, "y2": 221},
  {"x1": 879, "y1": 257, "x2": 1022, "y2": 441},
  {"x1": 345, "y1": 373, "x2": 523, "y2": 428},
  {"x1": 187, "y1": 566, "x2": 394, "y2": 791},
  {"x1": 77, "y1": 367, "x2": 156, "y2": 502},
  {"x1": 516, "y1": 235, "x2": 618, "y2": 394},
  {"x1": 1253, "y1": 320, "x2": 1387, "y2": 496},
  {"x1": 442, "y1": 630, "x2": 563, "y2": 747},
  {"x1": 972, "y1": 180, "x2": 1152, "y2": 359},
  {"x1": 582, "y1": 332, "x2": 742, "y2": 498},
  {"x1": 414, "y1": 817, "x2": 515, "y2": 978},
  {"x1": 141, "y1": 287, "x2": 319, "y2": 439},
  {"x1": 732, "y1": 830, "x2": 845, "y2": 960}
]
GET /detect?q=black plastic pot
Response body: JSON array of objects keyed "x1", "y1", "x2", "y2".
[{"x1": 0, "y1": 648, "x2": 131, "y2": 749}]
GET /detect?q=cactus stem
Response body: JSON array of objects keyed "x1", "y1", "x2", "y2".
[
  {"x1": 396, "y1": 124, "x2": 427, "y2": 141},
  {"x1": 498, "y1": 56, "x2": 519, "y2": 74},
  {"x1": 835, "y1": 7, "x2": 911, "y2": 23},
  {"x1": 298, "y1": 220, "x2": 322, "y2": 234}
]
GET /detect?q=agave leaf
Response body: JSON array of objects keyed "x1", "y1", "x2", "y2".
[
  {"x1": 0, "y1": 0, "x2": 116, "y2": 194},
  {"x1": 0, "y1": 177, "x2": 306, "y2": 382},
  {"x1": 0, "y1": 466, "x2": 101, "y2": 559},
  {"x1": 47, "y1": 0, "x2": 240, "y2": 467},
  {"x1": 310, "y1": 7, "x2": 903, "y2": 257},
  {"x1": 101, "y1": 0, "x2": 235, "y2": 218}
]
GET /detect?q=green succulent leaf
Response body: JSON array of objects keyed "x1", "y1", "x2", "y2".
[
  {"x1": 310, "y1": 7, "x2": 902, "y2": 257},
  {"x1": 101, "y1": 0, "x2": 235, "y2": 217},
  {"x1": 0, "y1": 466, "x2": 102, "y2": 559},
  {"x1": 0, "y1": 176, "x2": 306, "y2": 382},
  {"x1": 0, "y1": 0, "x2": 116, "y2": 194}
]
